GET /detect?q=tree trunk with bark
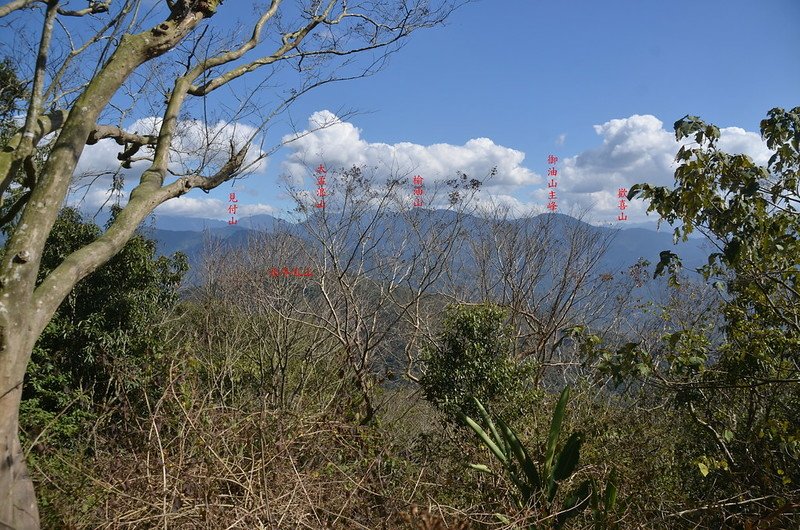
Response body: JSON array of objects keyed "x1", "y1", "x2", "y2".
[
  {"x1": 0, "y1": 7, "x2": 211, "y2": 527},
  {"x1": 0, "y1": 338, "x2": 39, "y2": 529},
  {"x1": 0, "y1": 1, "x2": 456, "y2": 525}
]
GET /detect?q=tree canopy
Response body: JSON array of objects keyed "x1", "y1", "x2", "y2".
[
  {"x1": 578, "y1": 107, "x2": 800, "y2": 524},
  {"x1": 0, "y1": 2, "x2": 460, "y2": 526}
]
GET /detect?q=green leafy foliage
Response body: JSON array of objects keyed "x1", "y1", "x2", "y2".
[
  {"x1": 0, "y1": 57, "x2": 33, "y2": 231},
  {"x1": 585, "y1": 107, "x2": 800, "y2": 524},
  {"x1": 462, "y1": 388, "x2": 618, "y2": 528},
  {"x1": 420, "y1": 303, "x2": 534, "y2": 425},
  {"x1": 21, "y1": 207, "x2": 187, "y2": 448},
  {"x1": 0, "y1": 56, "x2": 27, "y2": 128}
]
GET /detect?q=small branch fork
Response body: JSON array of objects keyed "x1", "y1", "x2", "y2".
[{"x1": 0, "y1": 0, "x2": 109, "y2": 18}]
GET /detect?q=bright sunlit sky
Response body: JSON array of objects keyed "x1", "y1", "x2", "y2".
[{"x1": 68, "y1": 0, "x2": 800, "y2": 228}]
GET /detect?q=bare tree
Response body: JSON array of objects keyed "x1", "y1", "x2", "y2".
[
  {"x1": 275, "y1": 165, "x2": 482, "y2": 424},
  {"x1": 450, "y1": 203, "x2": 621, "y2": 384},
  {"x1": 194, "y1": 227, "x2": 346, "y2": 413},
  {"x1": 0, "y1": 1, "x2": 463, "y2": 526}
]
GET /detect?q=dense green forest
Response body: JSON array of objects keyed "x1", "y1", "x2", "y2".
[{"x1": 15, "y1": 109, "x2": 799, "y2": 528}]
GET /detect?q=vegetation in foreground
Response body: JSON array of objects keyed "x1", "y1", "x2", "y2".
[{"x1": 16, "y1": 108, "x2": 800, "y2": 528}]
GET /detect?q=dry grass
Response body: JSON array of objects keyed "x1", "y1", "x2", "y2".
[{"x1": 31, "y1": 360, "x2": 511, "y2": 529}]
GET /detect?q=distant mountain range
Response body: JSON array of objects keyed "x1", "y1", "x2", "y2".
[
  {"x1": 137, "y1": 211, "x2": 710, "y2": 279},
  {"x1": 0, "y1": 210, "x2": 711, "y2": 283}
]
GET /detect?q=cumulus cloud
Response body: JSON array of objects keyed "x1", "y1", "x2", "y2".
[
  {"x1": 74, "y1": 117, "x2": 268, "y2": 188},
  {"x1": 75, "y1": 139, "x2": 136, "y2": 177},
  {"x1": 68, "y1": 110, "x2": 773, "y2": 228},
  {"x1": 717, "y1": 126, "x2": 771, "y2": 165},
  {"x1": 66, "y1": 185, "x2": 278, "y2": 221},
  {"x1": 279, "y1": 111, "x2": 773, "y2": 226},
  {"x1": 66, "y1": 186, "x2": 127, "y2": 214},
  {"x1": 473, "y1": 194, "x2": 543, "y2": 217},
  {"x1": 561, "y1": 115, "x2": 676, "y2": 195},
  {"x1": 154, "y1": 196, "x2": 278, "y2": 218},
  {"x1": 556, "y1": 115, "x2": 770, "y2": 224},
  {"x1": 128, "y1": 117, "x2": 268, "y2": 175},
  {"x1": 68, "y1": 117, "x2": 273, "y2": 217},
  {"x1": 281, "y1": 110, "x2": 540, "y2": 192}
]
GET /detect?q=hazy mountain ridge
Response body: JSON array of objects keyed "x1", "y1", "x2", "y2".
[{"x1": 146, "y1": 211, "x2": 709, "y2": 277}]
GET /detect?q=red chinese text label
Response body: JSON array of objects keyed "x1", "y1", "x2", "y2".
[
  {"x1": 412, "y1": 175, "x2": 424, "y2": 208},
  {"x1": 315, "y1": 164, "x2": 327, "y2": 209},
  {"x1": 546, "y1": 154, "x2": 558, "y2": 212},
  {"x1": 617, "y1": 187, "x2": 628, "y2": 221},
  {"x1": 228, "y1": 192, "x2": 238, "y2": 225}
]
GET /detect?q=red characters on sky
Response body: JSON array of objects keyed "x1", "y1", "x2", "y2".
[
  {"x1": 412, "y1": 174, "x2": 424, "y2": 207},
  {"x1": 546, "y1": 154, "x2": 558, "y2": 212},
  {"x1": 315, "y1": 164, "x2": 327, "y2": 209},
  {"x1": 228, "y1": 192, "x2": 238, "y2": 225},
  {"x1": 617, "y1": 187, "x2": 628, "y2": 221}
]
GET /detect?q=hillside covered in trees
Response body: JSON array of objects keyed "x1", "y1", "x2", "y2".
[
  {"x1": 0, "y1": 1, "x2": 797, "y2": 529},
  {"x1": 18, "y1": 117, "x2": 800, "y2": 527}
]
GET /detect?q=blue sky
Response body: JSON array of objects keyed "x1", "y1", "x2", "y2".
[
  {"x1": 54, "y1": 0, "x2": 800, "y2": 227},
  {"x1": 299, "y1": 0, "x2": 799, "y2": 146}
]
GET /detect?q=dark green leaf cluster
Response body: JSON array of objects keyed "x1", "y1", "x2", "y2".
[
  {"x1": 590, "y1": 107, "x2": 800, "y2": 522},
  {"x1": 420, "y1": 303, "x2": 533, "y2": 425},
  {"x1": 463, "y1": 388, "x2": 618, "y2": 528},
  {"x1": 0, "y1": 57, "x2": 28, "y2": 130},
  {"x1": 21, "y1": 208, "x2": 187, "y2": 447}
]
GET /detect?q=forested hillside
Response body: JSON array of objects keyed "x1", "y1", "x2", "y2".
[
  {"x1": 0, "y1": 1, "x2": 796, "y2": 529},
  {"x1": 20, "y1": 117, "x2": 800, "y2": 527}
]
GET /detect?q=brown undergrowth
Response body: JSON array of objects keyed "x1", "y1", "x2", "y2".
[{"x1": 29, "y1": 358, "x2": 508, "y2": 529}]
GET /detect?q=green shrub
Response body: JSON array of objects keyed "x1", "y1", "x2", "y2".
[{"x1": 420, "y1": 303, "x2": 535, "y2": 426}]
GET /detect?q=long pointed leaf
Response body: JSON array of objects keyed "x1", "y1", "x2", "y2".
[
  {"x1": 468, "y1": 463, "x2": 492, "y2": 473},
  {"x1": 461, "y1": 413, "x2": 508, "y2": 466},
  {"x1": 494, "y1": 513, "x2": 511, "y2": 524},
  {"x1": 544, "y1": 386, "x2": 571, "y2": 479},
  {"x1": 590, "y1": 478, "x2": 600, "y2": 520},
  {"x1": 555, "y1": 479, "x2": 592, "y2": 529},
  {"x1": 553, "y1": 431, "x2": 583, "y2": 481},
  {"x1": 548, "y1": 431, "x2": 583, "y2": 502},
  {"x1": 471, "y1": 396, "x2": 506, "y2": 452},
  {"x1": 497, "y1": 417, "x2": 541, "y2": 491},
  {"x1": 511, "y1": 473, "x2": 533, "y2": 506},
  {"x1": 604, "y1": 467, "x2": 618, "y2": 513}
]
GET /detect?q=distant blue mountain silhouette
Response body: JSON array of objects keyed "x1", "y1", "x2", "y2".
[{"x1": 145, "y1": 210, "x2": 709, "y2": 277}]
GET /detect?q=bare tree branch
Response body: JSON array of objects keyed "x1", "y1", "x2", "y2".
[
  {"x1": 0, "y1": 0, "x2": 38, "y2": 18},
  {"x1": 56, "y1": 0, "x2": 110, "y2": 17}
]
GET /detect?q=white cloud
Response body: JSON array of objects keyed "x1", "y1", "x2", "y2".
[
  {"x1": 66, "y1": 185, "x2": 277, "y2": 220},
  {"x1": 66, "y1": 186, "x2": 127, "y2": 213},
  {"x1": 561, "y1": 115, "x2": 676, "y2": 195},
  {"x1": 472, "y1": 194, "x2": 543, "y2": 217},
  {"x1": 68, "y1": 117, "x2": 274, "y2": 217},
  {"x1": 717, "y1": 126, "x2": 771, "y2": 165},
  {"x1": 74, "y1": 117, "x2": 268, "y2": 187},
  {"x1": 75, "y1": 139, "x2": 138, "y2": 176},
  {"x1": 154, "y1": 196, "x2": 278, "y2": 219},
  {"x1": 281, "y1": 110, "x2": 540, "y2": 192},
  {"x1": 279, "y1": 111, "x2": 773, "y2": 226},
  {"x1": 68, "y1": 111, "x2": 773, "y2": 228},
  {"x1": 128, "y1": 117, "x2": 268, "y2": 175},
  {"x1": 154, "y1": 197, "x2": 226, "y2": 217},
  {"x1": 557, "y1": 115, "x2": 771, "y2": 224}
]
